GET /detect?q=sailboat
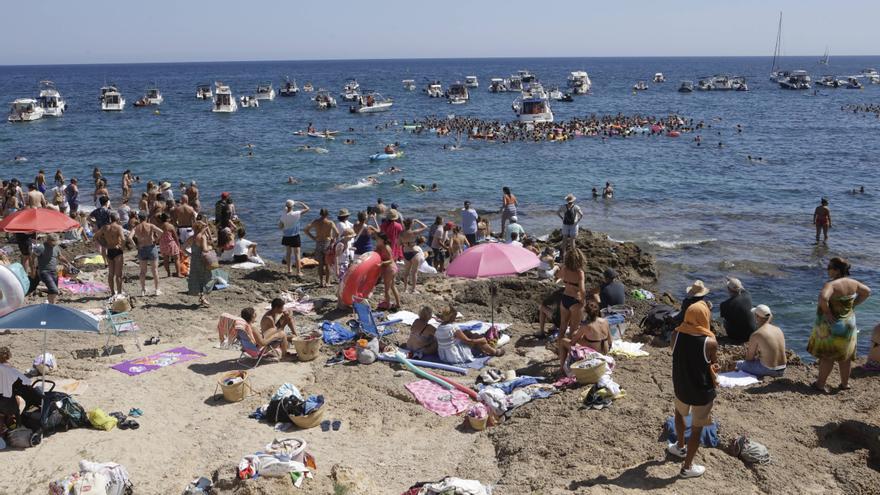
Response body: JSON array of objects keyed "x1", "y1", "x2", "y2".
[
  {"x1": 769, "y1": 12, "x2": 785, "y2": 82},
  {"x1": 819, "y1": 47, "x2": 830, "y2": 66}
]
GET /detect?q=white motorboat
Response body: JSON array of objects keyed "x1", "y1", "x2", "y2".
[
  {"x1": 279, "y1": 77, "x2": 299, "y2": 97},
  {"x1": 212, "y1": 83, "x2": 237, "y2": 112},
  {"x1": 341, "y1": 79, "x2": 360, "y2": 101},
  {"x1": 517, "y1": 70, "x2": 537, "y2": 84},
  {"x1": 678, "y1": 81, "x2": 694, "y2": 93},
  {"x1": 816, "y1": 76, "x2": 844, "y2": 88},
  {"x1": 507, "y1": 75, "x2": 523, "y2": 92},
  {"x1": 779, "y1": 70, "x2": 811, "y2": 90},
  {"x1": 8, "y1": 98, "x2": 44, "y2": 122},
  {"x1": 145, "y1": 87, "x2": 163, "y2": 105},
  {"x1": 303, "y1": 82, "x2": 314, "y2": 92},
  {"x1": 512, "y1": 83, "x2": 553, "y2": 123},
  {"x1": 548, "y1": 87, "x2": 573, "y2": 102},
  {"x1": 314, "y1": 89, "x2": 337, "y2": 109},
  {"x1": 255, "y1": 82, "x2": 275, "y2": 100},
  {"x1": 196, "y1": 84, "x2": 213, "y2": 99},
  {"x1": 732, "y1": 77, "x2": 749, "y2": 91},
  {"x1": 861, "y1": 68, "x2": 880, "y2": 84},
  {"x1": 446, "y1": 82, "x2": 468, "y2": 104},
  {"x1": 488, "y1": 78, "x2": 508, "y2": 93},
  {"x1": 846, "y1": 76, "x2": 863, "y2": 89},
  {"x1": 697, "y1": 78, "x2": 714, "y2": 91},
  {"x1": 632, "y1": 81, "x2": 648, "y2": 91},
  {"x1": 425, "y1": 81, "x2": 443, "y2": 98},
  {"x1": 349, "y1": 91, "x2": 392, "y2": 113},
  {"x1": 567, "y1": 71, "x2": 592, "y2": 94},
  {"x1": 100, "y1": 85, "x2": 125, "y2": 111},
  {"x1": 653, "y1": 72, "x2": 666, "y2": 83},
  {"x1": 37, "y1": 80, "x2": 66, "y2": 117},
  {"x1": 465, "y1": 75, "x2": 479, "y2": 88},
  {"x1": 402, "y1": 79, "x2": 416, "y2": 91},
  {"x1": 239, "y1": 95, "x2": 259, "y2": 108}
]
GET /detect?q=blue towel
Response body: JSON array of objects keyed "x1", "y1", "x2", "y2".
[
  {"x1": 411, "y1": 351, "x2": 493, "y2": 370},
  {"x1": 303, "y1": 395, "x2": 324, "y2": 414},
  {"x1": 322, "y1": 320, "x2": 356, "y2": 345},
  {"x1": 664, "y1": 415, "x2": 719, "y2": 447}
]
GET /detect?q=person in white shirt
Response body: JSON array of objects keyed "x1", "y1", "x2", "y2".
[
  {"x1": 278, "y1": 199, "x2": 310, "y2": 275},
  {"x1": 336, "y1": 208, "x2": 353, "y2": 234},
  {"x1": 232, "y1": 228, "x2": 258, "y2": 263},
  {"x1": 508, "y1": 232, "x2": 523, "y2": 248},
  {"x1": 557, "y1": 193, "x2": 583, "y2": 255},
  {"x1": 333, "y1": 228, "x2": 356, "y2": 282},
  {"x1": 0, "y1": 346, "x2": 38, "y2": 426}
]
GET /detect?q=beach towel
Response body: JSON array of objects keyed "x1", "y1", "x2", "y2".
[
  {"x1": 404, "y1": 379, "x2": 473, "y2": 417},
  {"x1": 664, "y1": 415, "x2": 719, "y2": 447},
  {"x1": 228, "y1": 261, "x2": 263, "y2": 270},
  {"x1": 111, "y1": 347, "x2": 206, "y2": 376},
  {"x1": 321, "y1": 320, "x2": 356, "y2": 345},
  {"x1": 59, "y1": 277, "x2": 109, "y2": 295},
  {"x1": 717, "y1": 371, "x2": 760, "y2": 388},
  {"x1": 609, "y1": 341, "x2": 650, "y2": 358},
  {"x1": 408, "y1": 351, "x2": 493, "y2": 370}
]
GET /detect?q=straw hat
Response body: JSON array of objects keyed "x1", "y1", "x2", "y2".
[
  {"x1": 160, "y1": 181, "x2": 171, "y2": 191},
  {"x1": 686, "y1": 280, "x2": 710, "y2": 297},
  {"x1": 386, "y1": 209, "x2": 400, "y2": 221},
  {"x1": 439, "y1": 306, "x2": 457, "y2": 323},
  {"x1": 565, "y1": 193, "x2": 576, "y2": 203},
  {"x1": 338, "y1": 208, "x2": 350, "y2": 218}
]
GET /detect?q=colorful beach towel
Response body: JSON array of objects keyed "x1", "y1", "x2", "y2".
[
  {"x1": 112, "y1": 347, "x2": 206, "y2": 376},
  {"x1": 404, "y1": 379, "x2": 473, "y2": 417},
  {"x1": 59, "y1": 277, "x2": 109, "y2": 295}
]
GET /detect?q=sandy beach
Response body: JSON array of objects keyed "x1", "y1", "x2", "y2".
[{"x1": 0, "y1": 229, "x2": 877, "y2": 494}]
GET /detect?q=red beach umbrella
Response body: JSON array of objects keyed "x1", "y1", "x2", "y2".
[{"x1": 0, "y1": 208, "x2": 80, "y2": 234}]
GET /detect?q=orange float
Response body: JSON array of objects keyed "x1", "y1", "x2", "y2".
[{"x1": 338, "y1": 252, "x2": 383, "y2": 307}]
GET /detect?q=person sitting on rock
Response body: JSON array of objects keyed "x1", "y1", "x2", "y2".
[
  {"x1": 594, "y1": 268, "x2": 625, "y2": 309},
  {"x1": 719, "y1": 277, "x2": 757, "y2": 342},
  {"x1": 735, "y1": 305, "x2": 787, "y2": 377}
]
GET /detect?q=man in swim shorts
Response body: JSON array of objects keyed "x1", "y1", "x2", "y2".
[
  {"x1": 279, "y1": 199, "x2": 310, "y2": 276},
  {"x1": 304, "y1": 208, "x2": 339, "y2": 287},
  {"x1": 94, "y1": 212, "x2": 126, "y2": 295},
  {"x1": 132, "y1": 211, "x2": 164, "y2": 296},
  {"x1": 174, "y1": 195, "x2": 197, "y2": 245}
]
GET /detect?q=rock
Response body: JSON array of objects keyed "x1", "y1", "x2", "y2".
[{"x1": 331, "y1": 464, "x2": 378, "y2": 495}]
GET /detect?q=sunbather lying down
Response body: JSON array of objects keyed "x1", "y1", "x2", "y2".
[{"x1": 435, "y1": 305, "x2": 505, "y2": 365}]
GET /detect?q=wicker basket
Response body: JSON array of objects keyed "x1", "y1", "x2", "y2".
[
  {"x1": 571, "y1": 360, "x2": 607, "y2": 385},
  {"x1": 292, "y1": 331, "x2": 323, "y2": 362},
  {"x1": 218, "y1": 371, "x2": 249, "y2": 402},
  {"x1": 290, "y1": 406, "x2": 325, "y2": 429},
  {"x1": 467, "y1": 416, "x2": 488, "y2": 431}
]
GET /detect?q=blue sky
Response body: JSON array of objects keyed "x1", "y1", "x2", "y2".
[{"x1": 2, "y1": 0, "x2": 877, "y2": 65}]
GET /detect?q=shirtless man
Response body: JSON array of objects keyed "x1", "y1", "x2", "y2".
[
  {"x1": 94, "y1": 212, "x2": 126, "y2": 295},
  {"x1": 448, "y1": 225, "x2": 470, "y2": 261},
  {"x1": 304, "y1": 209, "x2": 339, "y2": 287},
  {"x1": 185, "y1": 181, "x2": 200, "y2": 211},
  {"x1": 121, "y1": 170, "x2": 133, "y2": 202},
  {"x1": 26, "y1": 183, "x2": 47, "y2": 208},
  {"x1": 173, "y1": 195, "x2": 198, "y2": 245},
  {"x1": 132, "y1": 211, "x2": 164, "y2": 296},
  {"x1": 735, "y1": 304, "x2": 787, "y2": 377},
  {"x1": 813, "y1": 198, "x2": 831, "y2": 244},
  {"x1": 260, "y1": 298, "x2": 295, "y2": 357},
  {"x1": 374, "y1": 198, "x2": 387, "y2": 215}
]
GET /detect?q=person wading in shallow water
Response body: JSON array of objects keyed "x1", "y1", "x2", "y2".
[{"x1": 812, "y1": 197, "x2": 831, "y2": 244}]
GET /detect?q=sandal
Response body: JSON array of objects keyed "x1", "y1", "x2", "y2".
[
  {"x1": 320, "y1": 420, "x2": 331, "y2": 432},
  {"x1": 810, "y1": 381, "x2": 829, "y2": 394},
  {"x1": 332, "y1": 420, "x2": 342, "y2": 431}
]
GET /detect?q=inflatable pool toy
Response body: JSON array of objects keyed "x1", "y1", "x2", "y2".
[
  {"x1": 0, "y1": 263, "x2": 29, "y2": 316},
  {"x1": 338, "y1": 252, "x2": 382, "y2": 307},
  {"x1": 369, "y1": 151, "x2": 404, "y2": 161}
]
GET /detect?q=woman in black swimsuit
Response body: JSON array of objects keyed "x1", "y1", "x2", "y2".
[
  {"x1": 401, "y1": 218, "x2": 428, "y2": 293},
  {"x1": 558, "y1": 300, "x2": 611, "y2": 370},
  {"x1": 558, "y1": 248, "x2": 586, "y2": 338}
]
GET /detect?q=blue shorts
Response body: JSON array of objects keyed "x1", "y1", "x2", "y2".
[
  {"x1": 736, "y1": 359, "x2": 785, "y2": 378},
  {"x1": 39, "y1": 270, "x2": 59, "y2": 295},
  {"x1": 138, "y1": 244, "x2": 159, "y2": 261},
  {"x1": 562, "y1": 224, "x2": 579, "y2": 238}
]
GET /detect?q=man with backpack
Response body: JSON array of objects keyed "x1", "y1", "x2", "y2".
[{"x1": 557, "y1": 193, "x2": 582, "y2": 255}]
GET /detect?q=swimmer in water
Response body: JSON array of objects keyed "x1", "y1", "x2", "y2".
[
  {"x1": 384, "y1": 144, "x2": 396, "y2": 154},
  {"x1": 13, "y1": 155, "x2": 26, "y2": 162},
  {"x1": 430, "y1": 183, "x2": 438, "y2": 192},
  {"x1": 287, "y1": 176, "x2": 300, "y2": 185},
  {"x1": 592, "y1": 187, "x2": 599, "y2": 199},
  {"x1": 344, "y1": 139, "x2": 355, "y2": 145}
]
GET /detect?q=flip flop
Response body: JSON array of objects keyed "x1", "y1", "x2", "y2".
[
  {"x1": 332, "y1": 420, "x2": 342, "y2": 431},
  {"x1": 320, "y1": 420, "x2": 331, "y2": 432},
  {"x1": 109, "y1": 412, "x2": 127, "y2": 423},
  {"x1": 325, "y1": 353, "x2": 345, "y2": 366},
  {"x1": 128, "y1": 408, "x2": 143, "y2": 417},
  {"x1": 119, "y1": 419, "x2": 139, "y2": 430}
]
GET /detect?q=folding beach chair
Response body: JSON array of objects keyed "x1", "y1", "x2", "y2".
[
  {"x1": 349, "y1": 300, "x2": 402, "y2": 338},
  {"x1": 103, "y1": 308, "x2": 141, "y2": 355},
  {"x1": 235, "y1": 328, "x2": 280, "y2": 369}
]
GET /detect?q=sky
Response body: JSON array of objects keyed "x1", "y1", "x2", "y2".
[{"x1": 2, "y1": 0, "x2": 878, "y2": 65}]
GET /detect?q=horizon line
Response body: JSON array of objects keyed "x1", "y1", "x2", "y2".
[{"x1": 2, "y1": 53, "x2": 878, "y2": 68}]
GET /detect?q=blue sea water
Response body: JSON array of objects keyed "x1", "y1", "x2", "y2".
[{"x1": 0, "y1": 56, "x2": 877, "y2": 357}]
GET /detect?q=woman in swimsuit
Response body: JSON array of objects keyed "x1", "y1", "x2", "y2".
[
  {"x1": 375, "y1": 233, "x2": 401, "y2": 311},
  {"x1": 499, "y1": 186, "x2": 518, "y2": 239},
  {"x1": 407, "y1": 306, "x2": 438, "y2": 356},
  {"x1": 558, "y1": 248, "x2": 585, "y2": 338},
  {"x1": 558, "y1": 300, "x2": 610, "y2": 369},
  {"x1": 352, "y1": 211, "x2": 379, "y2": 256},
  {"x1": 401, "y1": 218, "x2": 428, "y2": 293},
  {"x1": 808, "y1": 257, "x2": 871, "y2": 392}
]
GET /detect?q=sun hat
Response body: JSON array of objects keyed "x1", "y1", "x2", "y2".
[
  {"x1": 565, "y1": 193, "x2": 576, "y2": 203},
  {"x1": 386, "y1": 209, "x2": 400, "y2": 221},
  {"x1": 727, "y1": 277, "x2": 744, "y2": 292},
  {"x1": 160, "y1": 182, "x2": 171, "y2": 190},
  {"x1": 752, "y1": 304, "x2": 772, "y2": 319},
  {"x1": 686, "y1": 280, "x2": 710, "y2": 297},
  {"x1": 338, "y1": 208, "x2": 350, "y2": 218}
]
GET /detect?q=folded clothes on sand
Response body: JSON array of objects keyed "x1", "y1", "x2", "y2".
[
  {"x1": 665, "y1": 415, "x2": 719, "y2": 447},
  {"x1": 717, "y1": 371, "x2": 760, "y2": 388}
]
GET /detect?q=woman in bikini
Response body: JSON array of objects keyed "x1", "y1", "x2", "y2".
[
  {"x1": 558, "y1": 248, "x2": 586, "y2": 338},
  {"x1": 375, "y1": 232, "x2": 401, "y2": 311},
  {"x1": 558, "y1": 300, "x2": 611, "y2": 370},
  {"x1": 407, "y1": 306, "x2": 438, "y2": 356},
  {"x1": 401, "y1": 218, "x2": 428, "y2": 292},
  {"x1": 499, "y1": 186, "x2": 518, "y2": 239}
]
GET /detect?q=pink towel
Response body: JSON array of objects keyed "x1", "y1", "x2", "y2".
[{"x1": 404, "y1": 379, "x2": 473, "y2": 417}]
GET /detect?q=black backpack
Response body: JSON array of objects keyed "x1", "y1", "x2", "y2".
[
  {"x1": 265, "y1": 395, "x2": 305, "y2": 423},
  {"x1": 640, "y1": 304, "x2": 678, "y2": 336},
  {"x1": 215, "y1": 199, "x2": 230, "y2": 225},
  {"x1": 563, "y1": 205, "x2": 576, "y2": 225}
]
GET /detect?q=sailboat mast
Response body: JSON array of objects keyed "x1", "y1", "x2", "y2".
[{"x1": 771, "y1": 11, "x2": 782, "y2": 73}]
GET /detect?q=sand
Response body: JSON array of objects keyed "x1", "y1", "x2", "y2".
[{"x1": 0, "y1": 231, "x2": 878, "y2": 494}]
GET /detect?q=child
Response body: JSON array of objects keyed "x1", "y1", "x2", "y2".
[{"x1": 158, "y1": 213, "x2": 181, "y2": 277}]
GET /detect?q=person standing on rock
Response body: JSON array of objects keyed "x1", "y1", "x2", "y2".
[
  {"x1": 279, "y1": 199, "x2": 310, "y2": 276},
  {"x1": 557, "y1": 193, "x2": 582, "y2": 256},
  {"x1": 668, "y1": 298, "x2": 718, "y2": 478}
]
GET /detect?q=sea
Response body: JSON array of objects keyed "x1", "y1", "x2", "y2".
[{"x1": 0, "y1": 56, "x2": 878, "y2": 358}]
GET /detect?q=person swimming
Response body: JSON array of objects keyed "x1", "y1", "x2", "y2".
[{"x1": 287, "y1": 177, "x2": 300, "y2": 185}]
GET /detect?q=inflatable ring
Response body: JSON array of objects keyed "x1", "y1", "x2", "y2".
[
  {"x1": 338, "y1": 252, "x2": 382, "y2": 307},
  {"x1": 0, "y1": 263, "x2": 29, "y2": 316}
]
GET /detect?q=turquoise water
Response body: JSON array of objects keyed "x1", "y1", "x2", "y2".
[{"x1": 0, "y1": 56, "x2": 877, "y2": 357}]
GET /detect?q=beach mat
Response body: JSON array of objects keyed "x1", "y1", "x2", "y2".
[{"x1": 112, "y1": 346, "x2": 206, "y2": 376}]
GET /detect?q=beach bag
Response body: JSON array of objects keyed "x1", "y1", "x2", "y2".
[
  {"x1": 266, "y1": 396, "x2": 305, "y2": 423},
  {"x1": 87, "y1": 408, "x2": 117, "y2": 431},
  {"x1": 179, "y1": 253, "x2": 190, "y2": 277},
  {"x1": 641, "y1": 304, "x2": 676, "y2": 335},
  {"x1": 7, "y1": 427, "x2": 35, "y2": 448},
  {"x1": 732, "y1": 435, "x2": 771, "y2": 464},
  {"x1": 71, "y1": 471, "x2": 111, "y2": 495}
]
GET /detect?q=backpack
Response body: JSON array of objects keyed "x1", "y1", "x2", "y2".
[
  {"x1": 266, "y1": 395, "x2": 305, "y2": 423},
  {"x1": 21, "y1": 381, "x2": 89, "y2": 434},
  {"x1": 215, "y1": 199, "x2": 229, "y2": 225},
  {"x1": 563, "y1": 205, "x2": 576, "y2": 225},
  {"x1": 640, "y1": 304, "x2": 677, "y2": 336}
]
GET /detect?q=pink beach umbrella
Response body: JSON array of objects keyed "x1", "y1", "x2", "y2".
[{"x1": 445, "y1": 242, "x2": 540, "y2": 326}]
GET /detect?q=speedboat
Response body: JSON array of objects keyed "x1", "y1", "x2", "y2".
[
  {"x1": 549, "y1": 88, "x2": 573, "y2": 102},
  {"x1": 653, "y1": 72, "x2": 666, "y2": 83},
  {"x1": 279, "y1": 77, "x2": 299, "y2": 97},
  {"x1": 517, "y1": 70, "x2": 537, "y2": 84},
  {"x1": 846, "y1": 76, "x2": 863, "y2": 89},
  {"x1": 632, "y1": 81, "x2": 648, "y2": 91},
  {"x1": 255, "y1": 82, "x2": 275, "y2": 100},
  {"x1": 697, "y1": 78, "x2": 714, "y2": 91},
  {"x1": 816, "y1": 76, "x2": 843, "y2": 88},
  {"x1": 425, "y1": 81, "x2": 443, "y2": 98},
  {"x1": 512, "y1": 83, "x2": 553, "y2": 123},
  {"x1": 732, "y1": 77, "x2": 749, "y2": 91},
  {"x1": 314, "y1": 89, "x2": 337, "y2": 109},
  {"x1": 488, "y1": 78, "x2": 508, "y2": 93},
  {"x1": 341, "y1": 79, "x2": 360, "y2": 101},
  {"x1": 100, "y1": 85, "x2": 125, "y2": 111},
  {"x1": 402, "y1": 79, "x2": 416, "y2": 91},
  {"x1": 144, "y1": 87, "x2": 163, "y2": 105},
  {"x1": 465, "y1": 75, "x2": 479, "y2": 88},
  {"x1": 349, "y1": 91, "x2": 393, "y2": 113},
  {"x1": 861, "y1": 69, "x2": 880, "y2": 84},
  {"x1": 678, "y1": 80, "x2": 694, "y2": 93},
  {"x1": 8, "y1": 98, "x2": 44, "y2": 122},
  {"x1": 779, "y1": 70, "x2": 811, "y2": 90},
  {"x1": 302, "y1": 82, "x2": 314, "y2": 92},
  {"x1": 239, "y1": 95, "x2": 259, "y2": 108},
  {"x1": 709, "y1": 75, "x2": 735, "y2": 91},
  {"x1": 446, "y1": 82, "x2": 468, "y2": 104},
  {"x1": 507, "y1": 75, "x2": 523, "y2": 92},
  {"x1": 196, "y1": 84, "x2": 213, "y2": 99},
  {"x1": 212, "y1": 83, "x2": 237, "y2": 112},
  {"x1": 37, "y1": 81, "x2": 66, "y2": 117},
  {"x1": 567, "y1": 71, "x2": 592, "y2": 94}
]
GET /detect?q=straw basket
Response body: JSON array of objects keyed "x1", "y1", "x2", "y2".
[
  {"x1": 292, "y1": 331, "x2": 323, "y2": 362},
  {"x1": 467, "y1": 416, "x2": 488, "y2": 431},
  {"x1": 571, "y1": 360, "x2": 607, "y2": 385},
  {"x1": 290, "y1": 407, "x2": 325, "y2": 429},
  {"x1": 218, "y1": 370, "x2": 250, "y2": 402}
]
